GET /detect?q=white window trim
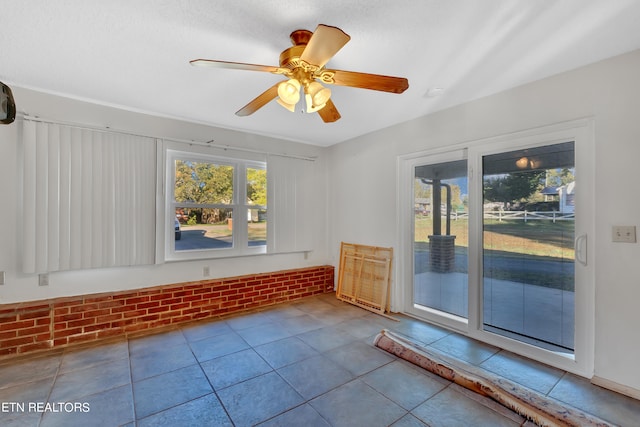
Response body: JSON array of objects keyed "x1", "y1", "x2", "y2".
[{"x1": 165, "y1": 149, "x2": 267, "y2": 261}]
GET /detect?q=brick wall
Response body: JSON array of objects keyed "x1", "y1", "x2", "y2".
[{"x1": 0, "y1": 265, "x2": 334, "y2": 358}]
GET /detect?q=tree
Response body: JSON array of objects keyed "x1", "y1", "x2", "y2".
[
  {"x1": 483, "y1": 170, "x2": 545, "y2": 209},
  {"x1": 546, "y1": 168, "x2": 575, "y2": 187},
  {"x1": 414, "y1": 179, "x2": 431, "y2": 199},
  {"x1": 174, "y1": 160, "x2": 234, "y2": 224},
  {"x1": 246, "y1": 168, "x2": 267, "y2": 206}
]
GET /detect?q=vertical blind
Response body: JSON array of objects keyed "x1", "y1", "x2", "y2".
[
  {"x1": 22, "y1": 120, "x2": 157, "y2": 273},
  {"x1": 267, "y1": 154, "x2": 313, "y2": 254}
]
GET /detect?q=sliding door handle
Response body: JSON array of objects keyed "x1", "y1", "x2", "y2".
[{"x1": 575, "y1": 234, "x2": 587, "y2": 266}]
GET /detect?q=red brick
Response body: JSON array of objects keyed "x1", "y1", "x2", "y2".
[
  {"x1": 53, "y1": 338, "x2": 69, "y2": 346},
  {"x1": 0, "y1": 320, "x2": 35, "y2": 331},
  {"x1": 54, "y1": 327, "x2": 84, "y2": 338},
  {"x1": 1, "y1": 336, "x2": 34, "y2": 348},
  {"x1": 98, "y1": 300, "x2": 125, "y2": 309},
  {"x1": 140, "y1": 314, "x2": 159, "y2": 322},
  {"x1": 54, "y1": 313, "x2": 83, "y2": 323},
  {"x1": 159, "y1": 297, "x2": 182, "y2": 306},
  {"x1": 97, "y1": 329, "x2": 123, "y2": 339},
  {"x1": 150, "y1": 293, "x2": 173, "y2": 302},
  {"x1": 36, "y1": 333, "x2": 51, "y2": 342},
  {"x1": 183, "y1": 294, "x2": 204, "y2": 302},
  {"x1": 0, "y1": 330, "x2": 17, "y2": 340},
  {"x1": 221, "y1": 301, "x2": 239, "y2": 308},
  {"x1": 125, "y1": 296, "x2": 149, "y2": 304},
  {"x1": 70, "y1": 303, "x2": 99, "y2": 314},
  {"x1": 136, "y1": 301, "x2": 160, "y2": 310},
  {"x1": 85, "y1": 296, "x2": 111, "y2": 304},
  {"x1": 170, "y1": 315, "x2": 193, "y2": 324},
  {"x1": 52, "y1": 300, "x2": 81, "y2": 309},
  {"x1": 19, "y1": 308, "x2": 51, "y2": 320},
  {"x1": 0, "y1": 315, "x2": 18, "y2": 324},
  {"x1": 124, "y1": 323, "x2": 149, "y2": 333},
  {"x1": 18, "y1": 341, "x2": 53, "y2": 353},
  {"x1": 111, "y1": 304, "x2": 136, "y2": 314},
  {"x1": 147, "y1": 306, "x2": 171, "y2": 314},
  {"x1": 201, "y1": 292, "x2": 224, "y2": 301},
  {"x1": 53, "y1": 307, "x2": 69, "y2": 316},
  {"x1": 68, "y1": 333, "x2": 98, "y2": 344},
  {"x1": 82, "y1": 309, "x2": 111, "y2": 319},
  {"x1": 173, "y1": 290, "x2": 193, "y2": 297},
  {"x1": 96, "y1": 313, "x2": 122, "y2": 324},
  {"x1": 123, "y1": 309, "x2": 146, "y2": 319},
  {"x1": 112, "y1": 318, "x2": 137, "y2": 328},
  {"x1": 0, "y1": 347, "x2": 18, "y2": 356},
  {"x1": 84, "y1": 323, "x2": 112, "y2": 333},
  {"x1": 17, "y1": 325, "x2": 50, "y2": 337},
  {"x1": 148, "y1": 319, "x2": 172, "y2": 329}
]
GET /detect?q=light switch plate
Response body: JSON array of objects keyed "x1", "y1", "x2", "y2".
[{"x1": 612, "y1": 225, "x2": 637, "y2": 243}]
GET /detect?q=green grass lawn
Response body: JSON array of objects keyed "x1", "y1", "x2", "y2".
[
  {"x1": 414, "y1": 216, "x2": 575, "y2": 259},
  {"x1": 415, "y1": 216, "x2": 575, "y2": 290}
]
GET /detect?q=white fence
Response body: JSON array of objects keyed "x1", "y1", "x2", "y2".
[
  {"x1": 484, "y1": 210, "x2": 574, "y2": 223},
  {"x1": 441, "y1": 210, "x2": 574, "y2": 223}
]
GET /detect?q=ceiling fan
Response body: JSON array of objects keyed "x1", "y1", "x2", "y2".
[{"x1": 190, "y1": 24, "x2": 409, "y2": 123}]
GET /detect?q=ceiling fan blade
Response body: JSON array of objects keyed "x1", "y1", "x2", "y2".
[
  {"x1": 317, "y1": 99, "x2": 341, "y2": 123},
  {"x1": 235, "y1": 83, "x2": 280, "y2": 116},
  {"x1": 300, "y1": 24, "x2": 351, "y2": 68},
  {"x1": 326, "y1": 69, "x2": 409, "y2": 94},
  {"x1": 190, "y1": 59, "x2": 285, "y2": 74}
]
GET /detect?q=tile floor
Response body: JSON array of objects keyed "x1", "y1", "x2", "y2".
[{"x1": 1, "y1": 293, "x2": 640, "y2": 427}]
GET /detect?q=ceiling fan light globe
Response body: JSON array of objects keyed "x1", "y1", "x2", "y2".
[
  {"x1": 307, "y1": 81, "x2": 331, "y2": 107},
  {"x1": 277, "y1": 98, "x2": 297, "y2": 112},
  {"x1": 516, "y1": 157, "x2": 529, "y2": 169},
  {"x1": 277, "y1": 79, "x2": 301, "y2": 104},
  {"x1": 304, "y1": 94, "x2": 326, "y2": 113}
]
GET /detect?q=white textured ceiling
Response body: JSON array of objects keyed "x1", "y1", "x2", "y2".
[{"x1": 2, "y1": 0, "x2": 640, "y2": 146}]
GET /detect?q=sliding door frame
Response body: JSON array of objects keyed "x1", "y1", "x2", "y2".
[
  {"x1": 398, "y1": 118, "x2": 595, "y2": 377},
  {"x1": 398, "y1": 148, "x2": 469, "y2": 332}
]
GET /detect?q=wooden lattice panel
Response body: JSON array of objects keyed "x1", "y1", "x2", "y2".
[{"x1": 337, "y1": 242, "x2": 393, "y2": 317}]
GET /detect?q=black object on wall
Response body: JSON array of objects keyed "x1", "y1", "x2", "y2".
[{"x1": 0, "y1": 81, "x2": 16, "y2": 124}]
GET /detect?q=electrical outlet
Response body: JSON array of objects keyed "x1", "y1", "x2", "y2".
[
  {"x1": 39, "y1": 273, "x2": 49, "y2": 286},
  {"x1": 612, "y1": 225, "x2": 637, "y2": 243},
  {"x1": 203, "y1": 266, "x2": 210, "y2": 277}
]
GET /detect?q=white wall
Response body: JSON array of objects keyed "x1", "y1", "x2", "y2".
[
  {"x1": 0, "y1": 87, "x2": 330, "y2": 304},
  {"x1": 328, "y1": 49, "x2": 640, "y2": 392}
]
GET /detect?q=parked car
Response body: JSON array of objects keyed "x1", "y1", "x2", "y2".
[{"x1": 174, "y1": 218, "x2": 181, "y2": 240}]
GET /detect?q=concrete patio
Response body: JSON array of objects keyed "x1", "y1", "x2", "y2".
[{"x1": 414, "y1": 271, "x2": 575, "y2": 351}]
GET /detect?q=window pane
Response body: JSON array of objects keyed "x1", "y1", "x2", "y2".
[
  {"x1": 247, "y1": 167, "x2": 267, "y2": 247},
  {"x1": 246, "y1": 167, "x2": 267, "y2": 206},
  {"x1": 413, "y1": 159, "x2": 468, "y2": 318},
  {"x1": 174, "y1": 160, "x2": 233, "y2": 204},
  {"x1": 482, "y1": 141, "x2": 575, "y2": 352},
  {"x1": 248, "y1": 208, "x2": 267, "y2": 247},
  {"x1": 174, "y1": 207, "x2": 233, "y2": 251}
]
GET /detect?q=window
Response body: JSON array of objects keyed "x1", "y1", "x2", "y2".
[{"x1": 167, "y1": 150, "x2": 266, "y2": 260}]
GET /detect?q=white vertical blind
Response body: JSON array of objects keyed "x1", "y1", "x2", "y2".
[
  {"x1": 267, "y1": 155, "x2": 313, "y2": 253},
  {"x1": 22, "y1": 120, "x2": 157, "y2": 273}
]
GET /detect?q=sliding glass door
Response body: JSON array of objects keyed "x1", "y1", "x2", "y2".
[
  {"x1": 481, "y1": 142, "x2": 576, "y2": 352},
  {"x1": 400, "y1": 120, "x2": 594, "y2": 376},
  {"x1": 406, "y1": 151, "x2": 469, "y2": 329}
]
